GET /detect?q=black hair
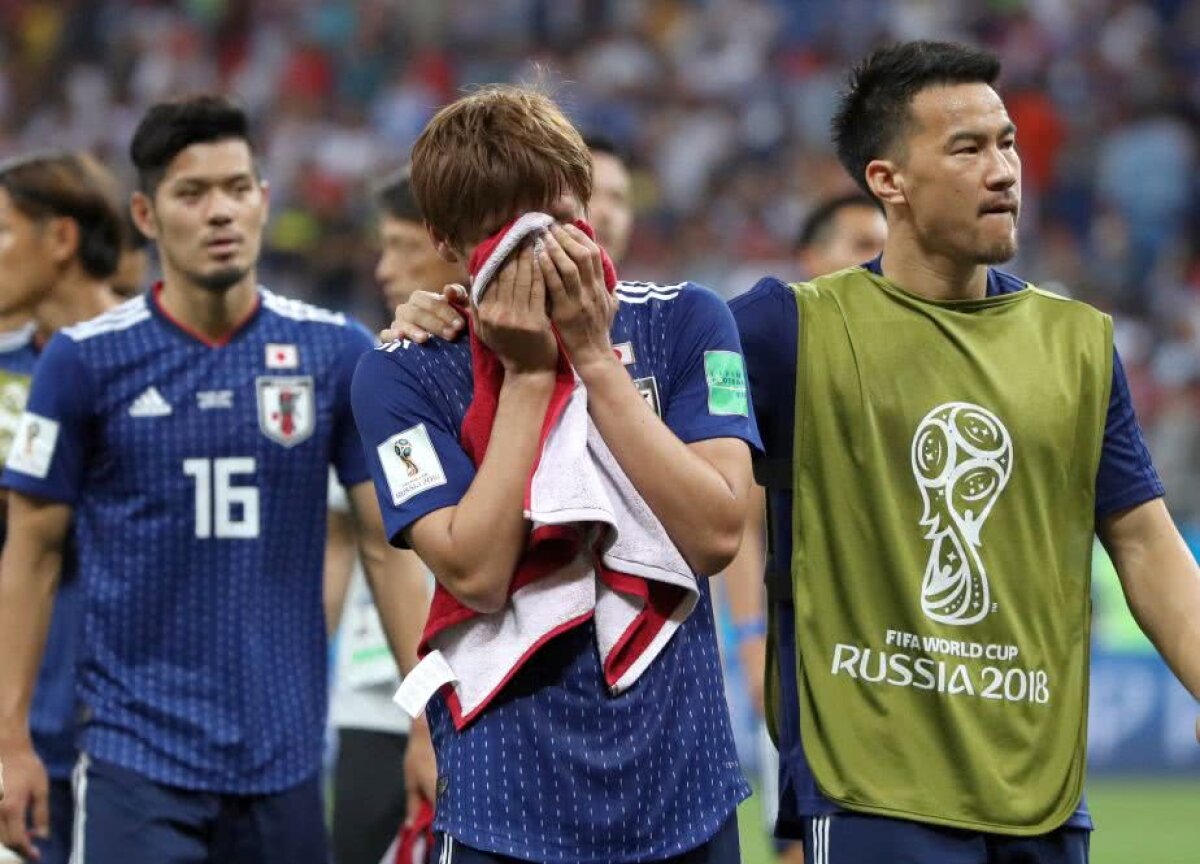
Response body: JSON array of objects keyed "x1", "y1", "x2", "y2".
[
  {"x1": 832, "y1": 41, "x2": 1001, "y2": 197},
  {"x1": 374, "y1": 165, "x2": 422, "y2": 223},
  {"x1": 130, "y1": 94, "x2": 254, "y2": 194},
  {"x1": 0, "y1": 151, "x2": 123, "y2": 279},
  {"x1": 795, "y1": 193, "x2": 881, "y2": 251},
  {"x1": 583, "y1": 134, "x2": 624, "y2": 162}
]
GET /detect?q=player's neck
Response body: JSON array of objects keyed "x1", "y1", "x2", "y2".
[
  {"x1": 879, "y1": 239, "x2": 988, "y2": 302},
  {"x1": 34, "y1": 271, "x2": 119, "y2": 345},
  {"x1": 158, "y1": 272, "x2": 259, "y2": 343}
]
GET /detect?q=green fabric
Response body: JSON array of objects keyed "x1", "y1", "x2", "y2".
[{"x1": 789, "y1": 266, "x2": 1112, "y2": 834}]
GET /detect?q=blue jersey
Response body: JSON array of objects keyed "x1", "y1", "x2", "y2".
[
  {"x1": 730, "y1": 260, "x2": 1165, "y2": 832},
  {"x1": 353, "y1": 281, "x2": 760, "y2": 863},
  {"x1": 0, "y1": 286, "x2": 373, "y2": 793},
  {"x1": 0, "y1": 324, "x2": 81, "y2": 780}
]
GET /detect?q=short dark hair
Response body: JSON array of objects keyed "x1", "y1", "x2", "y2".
[
  {"x1": 583, "y1": 134, "x2": 623, "y2": 161},
  {"x1": 832, "y1": 41, "x2": 1002, "y2": 197},
  {"x1": 0, "y1": 151, "x2": 123, "y2": 279},
  {"x1": 130, "y1": 94, "x2": 254, "y2": 194},
  {"x1": 796, "y1": 193, "x2": 881, "y2": 251},
  {"x1": 374, "y1": 166, "x2": 422, "y2": 223}
]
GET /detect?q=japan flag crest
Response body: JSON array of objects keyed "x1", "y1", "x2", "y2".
[{"x1": 256, "y1": 376, "x2": 315, "y2": 447}]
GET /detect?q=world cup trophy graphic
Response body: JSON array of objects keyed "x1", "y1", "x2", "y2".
[
  {"x1": 911, "y1": 402, "x2": 1013, "y2": 626},
  {"x1": 395, "y1": 439, "x2": 419, "y2": 477}
]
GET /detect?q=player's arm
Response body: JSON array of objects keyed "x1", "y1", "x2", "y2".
[
  {"x1": 405, "y1": 248, "x2": 557, "y2": 612},
  {"x1": 721, "y1": 485, "x2": 768, "y2": 713},
  {"x1": 541, "y1": 225, "x2": 755, "y2": 575},
  {"x1": 344, "y1": 481, "x2": 428, "y2": 676},
  {"x1": 0, "y1": 492, "x2": 71, "y2": 856},
  {"x1": 379, "y1": 284, "x2": 467, "y2": 345},
  {"x1": 354, "y1": 245, "x2": 558, "y2": 614},
  {"x1": 323, "y1": 502, "x2": 356, "y2": 637},
  {"x1": 0, "y1": 334, "x2": 90, "y2": 857},
  {"x1": 1100, "y1": 498, "x2": 1200, "y2": 701}
]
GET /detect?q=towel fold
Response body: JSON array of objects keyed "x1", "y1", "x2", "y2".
[{"x1": 397, "y1": 214, "x2": 697, "y2": 730}]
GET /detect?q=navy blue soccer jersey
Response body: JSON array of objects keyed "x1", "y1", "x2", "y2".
[
  {"x1": 0, "y1": 286, "x2": 373, "y2": 793},
  {"x1": 729, "y1": 260, "x2": 1165, "y2": 832},
  {"x1": 353, "y1": 281, "x2": 760, "y2": 863},
  {"x1": 0, "y1": 324, "x2": 82, "y2": 781}
]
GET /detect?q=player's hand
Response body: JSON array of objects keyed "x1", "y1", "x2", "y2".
[
  {"x1": 404, "y1": 717, "x2": 438, "y2": 823},
  {"x1": 379, "y1": 284, "x2": 468, "y2": 345},
  {"x1": 474, "y1": 242, "x2": 558, "y2": 376},
  {"x1": 0, "y1": 740, "x2": 49, "y2": 859},
  {"x1": 739, "y1": 634, "x2": 768, "y2": 717},
  {"x1": 539, "y1": 224, "x2": 618, "y2": 374}
]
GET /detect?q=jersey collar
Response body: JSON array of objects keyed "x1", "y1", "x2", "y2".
[
  {"x1": 862, "y1": 256, "x2": 1016, "y2": 298},
  {"x1": 149, "y1": 281, "x2": 263, "y2": 348}
]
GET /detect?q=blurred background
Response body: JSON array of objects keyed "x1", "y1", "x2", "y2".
[{"x1": 0, "y1": 1, "x2": 1195, "y2": 861}]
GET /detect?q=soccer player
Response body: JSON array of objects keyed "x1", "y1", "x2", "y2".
[
  {"x1": 0, "y1": 151, "x2": 125, "y2": 864},
  {"x1": 111, "y1": 207, "x2": 150, "y2": 299},
  {"x1": 723, "y1": 191, "x2": 886, "y2": 864},
  {"x1": 326, "y1": 166, "x2": 447, "y2": 864},
  {"x1": 352, "y1": 85, "x2": 760, "y2": 863},
  {"x1": 0, "y1": 96, "x2": 424, "y2": 864},
  {"x1": 583, "y1": 135, "x2": 634, "y2": 266},
  {"x1": 731, "y1": 40, "x2": 1200, "y2": 861}
]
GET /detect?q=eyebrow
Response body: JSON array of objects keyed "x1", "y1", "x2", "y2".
[
  {"x1": 171, "y1": 172, "x2": 256, "y2": 187},
  {"x1": 946, "y1": 122, "x2": 1017, "y2": 146}
]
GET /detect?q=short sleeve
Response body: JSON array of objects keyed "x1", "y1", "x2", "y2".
[
  {"x1": 351, "y1": 344, "x2": 476, "y2": 546},
  {"x1": 330, "y1": 321, "x2": 377, "y2": 489},
  {"x1": 1, "y1": 334, "x2": 93, "y2": 504},
  {"x1": 729, "y1": 277, "x2": 799, "y2": 471},
  {"x1": 661, "y1": 283, "x2": 762, "y2": 450},
  {"x1": 1095, "y1": 347, "x2": 1165, "y2": 521}
]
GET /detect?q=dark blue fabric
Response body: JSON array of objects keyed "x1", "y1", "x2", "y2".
[
  {"x1": 0, "y1": 329, "x2": 82, "y2": 781},
  {"x1": 432, "y1": 812, "x2": 741, "y2": 863},
  {"x1": 802, "y1": 812, "x2": 1089, "y2": 864},
  {"x1": 76, "y1": 757, "x2": 328, "y2": 864},
  {"x1": 1, "y1": 290, "x2": 374, "y2": 793}
]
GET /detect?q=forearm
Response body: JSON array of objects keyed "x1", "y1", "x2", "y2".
[
  {"x1": 724, "y1": 486, "x2": 767, "y2": 620},
  {"x1": 429, "y1": 372, "x2": 555, "y2": 611},
  {"x1": 0, "y1": 543, "x2": 62, "y2": 741},
  {"x1": 360, "y1": 545, "x2": 428, "y2": 677},
  {"x1": 578, "y1": 356, "x2": 749, "y2": 574},
  {"x1": 1104, "y1": 499, "x2": 1200, "y2": 699}
]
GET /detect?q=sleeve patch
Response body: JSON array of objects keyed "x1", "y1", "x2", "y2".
[
  {"x1": 703, "y1": 350, "x2": 749, "y2": 416},
  {"x1": 376, "y1": 422, "x2": 448, "y2": 506},
  {"x1": 5, "y1": 411, "x2": 59, "y2": 479}
]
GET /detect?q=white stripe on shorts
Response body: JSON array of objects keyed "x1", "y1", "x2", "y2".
[{"x1": 68, "y1": 753, "x2": 90, "y2": 864}]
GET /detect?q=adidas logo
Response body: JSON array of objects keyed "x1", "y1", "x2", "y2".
[{"x1": 128, "y1": 386, "x2": 172, "y2": 418}]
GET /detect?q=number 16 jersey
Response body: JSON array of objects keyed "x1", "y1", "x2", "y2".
[{"x1": 1, "y1": 285, "x2": 373, "y2": 794}]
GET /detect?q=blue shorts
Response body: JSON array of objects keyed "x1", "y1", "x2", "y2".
[
  {"x1": 31, "y1": 779, "x2": 74, "y2": 864},
  {"x1": 71, "y1": 755, "x2": 327, "y2": 864},
  {"x1": 431, "y1": 812, "x2": 740, "y2": 863},
  {"x1": 803, "y1": 812, "x2": 1089, "y2": 864}
]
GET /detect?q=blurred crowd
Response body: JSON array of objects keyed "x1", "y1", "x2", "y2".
[{"x1": 0, "y1": 0, "x2": 1196, "y2": 522}]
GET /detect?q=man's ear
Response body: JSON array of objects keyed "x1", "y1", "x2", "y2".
[
  {"x1": 130, "y1": 191, "x2": 158, "y2": 240},
  {"x1": 426, "y1": 223, "x2": 460, "y2": 264},
  {"x1": 45, "y1": 216, "x2": 80, "y2": 267},
  {"x1": 865, "y1": 158, "x2": 905, "y2": 208}
]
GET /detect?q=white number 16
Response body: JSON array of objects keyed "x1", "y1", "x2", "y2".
[{"x1": 183, "y1": 457, "x2": 260, "y2": 539}]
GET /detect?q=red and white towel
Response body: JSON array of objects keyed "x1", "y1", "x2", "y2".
[{"x1": 395, "y1": 213, "x2": 698, "y2": 730}]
